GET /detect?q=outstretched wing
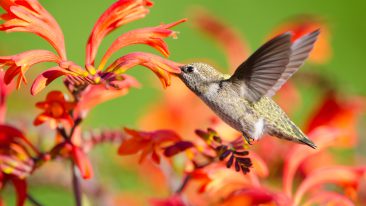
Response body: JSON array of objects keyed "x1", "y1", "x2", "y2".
[
  {"x1": 265, "y1": 29, "x2": 320, "y2": 97},
  {"x1": 229, "y1": 32, "x2": 292, "y2": 102}
]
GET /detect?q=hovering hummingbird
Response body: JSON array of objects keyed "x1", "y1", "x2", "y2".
[{"x1": 177, "y1": 30, "x2": 320, "y2": 149}]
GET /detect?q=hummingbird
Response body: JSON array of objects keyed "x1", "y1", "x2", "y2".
[{"x1": 177, "y1": 30, "x2": 320, "y2": 149}]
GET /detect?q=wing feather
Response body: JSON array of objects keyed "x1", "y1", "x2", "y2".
[{"x1": 229, "y1": 32, "x2": 292, "y2": 102}]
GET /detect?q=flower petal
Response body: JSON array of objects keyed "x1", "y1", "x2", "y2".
[
  {"x1": 31, "y1": 67, "x2": 76, "y2": 95},
  {"x1": 0, "y1": 50, "x2": 61, "y2": 88},
  {"x1": 282, "y1": 126, "x2": 345, "y2": 197},
  {"x1": 0, "y1": 0, "x2": 67, "y2": 59},
  {"x1": 106, "y1": 52, "x2": 182, "y2": 88},
  {"x1": 306, "y1": 92, "x2": 365, "y2": 148},
  {"x1": 149, "y1": 195, "x2": 186, "y2": 206},
  {"x1": 98, "y1": 18, "x2": 186, "y2": 70},
  {"x1": 86, "y1": 0, "x2": 153, "y2": 66},
  {"x1": 10, "y1": 177, "x2": 27, "y2": 206},
  {"x1": 118, "y1": 130, "x2": 149, "y2": 155},
  {"x1": 191, "y1": 8, "x2": 249, "y2": 71},
  {"x1": 303, "y1": 191, "x2": 355, "y2": 206},
  {"x1": 222, "y1": 188, "x2": 291, "y2": 206},
  {"x1": 294, "y1": 166, "x2": 366, "y2": 205},
  {"x1": 163, "y1": 141, "x2": 194, "y2": 157},
  {"x1": 71, "y1": 145, "x2": 93, "y2": 179}
]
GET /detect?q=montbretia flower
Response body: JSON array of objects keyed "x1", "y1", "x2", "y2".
[
  {"x1": 118, "y1": 128, "x2": 181, "y2": 164},
  {"x1": 0, "y1": 0, "x2": 185, "y2": 95},
  {"x1": 0, "y1": 124, "x2": 39, "y2": 206},
  {"x1": 33, "y1": 91, "x2": 75, "y2": 128}
]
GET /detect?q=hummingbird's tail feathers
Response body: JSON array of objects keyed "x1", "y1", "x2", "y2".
[
  {"x1": 290, "y1": 122, "x2": 317, "y2": 149},
  {"x1": 299, "y1": 137, "x2": 317, "y2": 149}
]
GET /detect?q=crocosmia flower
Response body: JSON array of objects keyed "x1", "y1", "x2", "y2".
[
  {"x1": 0, "y1": 125, "x2": 39, "y2": 206},
  {"x1": 0, "y1": 0, "x2": 185, "y2": 95},
  {"x1": 34, "y1": 91, "x2": 75, "y2": 128}
]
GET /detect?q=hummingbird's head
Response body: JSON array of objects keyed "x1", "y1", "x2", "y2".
[{"x1": 177, "y1": 62, "x2": 222, "y2": 91}]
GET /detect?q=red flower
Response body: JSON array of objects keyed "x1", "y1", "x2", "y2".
[
  {"x1": 0, "y1": 125, "x2": 39, "y2": 206},
  {"x1": 34, "y1": 91, "x2": 75, "y2": 128},
  {"x1": 118, "y1": 128, "x2": 181, "y2": 164}
]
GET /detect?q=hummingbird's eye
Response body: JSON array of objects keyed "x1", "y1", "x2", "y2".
[{"x1": 186, "y1": 66, "x2": 195, "y2": 73}]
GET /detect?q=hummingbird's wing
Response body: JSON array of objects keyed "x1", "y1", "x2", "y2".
[
  {"x1": 265, "y1": 29, "x2": 320, "y2": 97},
  {"x1": 228, "y1": 32, "x2": 292, "y2": 102}
]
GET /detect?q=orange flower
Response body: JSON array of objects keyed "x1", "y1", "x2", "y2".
[
  {"x1": 0, "y1": 50, "x2": 62, "y2": 88},
  {"x1": 118, "y1": 128, "x2": 181, "y2": 164},
  {"x1": 85, "y1": 0, "x2": 153, "y2": 66},
  {"x1": 0, "y1": 0, "x2": 66, "y2": 59},
  {"x1": 0, "y1": 0, "x2": 185, "y2": 95},
  {"x1": 34, "y1": 91, "x2": 75, "y2": 128}
]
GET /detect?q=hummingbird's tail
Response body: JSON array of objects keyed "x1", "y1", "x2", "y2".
[{"x1": 289, "y1": 122, "x2": 317, "y2": 149}]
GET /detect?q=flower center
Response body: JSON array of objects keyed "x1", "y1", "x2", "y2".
[{"x1": 50, "y1": 102, "x2": 64, "y2": 118}]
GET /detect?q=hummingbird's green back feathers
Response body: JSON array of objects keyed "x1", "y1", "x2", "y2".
[{"x1": 252, "y1": 97, "x2": 316, "y2": 149}]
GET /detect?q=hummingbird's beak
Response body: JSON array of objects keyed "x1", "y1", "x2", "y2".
[{"x1": 175, "y1": 65, "x2": 184, "y2": 76}]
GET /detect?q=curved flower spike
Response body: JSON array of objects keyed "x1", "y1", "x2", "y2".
[
  {"x1": 0, "y1": 0, "x2": 67, "y2": 59},
  {"x1": 86, "y1": 0, "x2": 153, "y2": 66},
  {"x1": 0, "y1": 50, "x2": 62, "y2": 88},
  {"x1": 98, "y1": 18, "x2": 187, "y2": 70},
  {"x1": 106, "y1": 52, "x2": 182, "y2": 87}
]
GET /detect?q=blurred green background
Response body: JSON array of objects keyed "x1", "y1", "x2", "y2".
[{"x1": 1, "y1": 0, "x2": 366, "y2": 205}]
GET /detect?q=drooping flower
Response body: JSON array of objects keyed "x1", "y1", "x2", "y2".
[{"x1": 33, "y1": 91, "x2": 75, "y2": 128}]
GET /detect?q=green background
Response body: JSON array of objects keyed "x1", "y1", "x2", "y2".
[{"x1": 1, "y1": 0, "x2": 366, "y2": 205}]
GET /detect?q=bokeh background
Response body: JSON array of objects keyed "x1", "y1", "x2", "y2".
[{"x1": 1, "y1": 0, "x2": 366, "y2": 205}]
